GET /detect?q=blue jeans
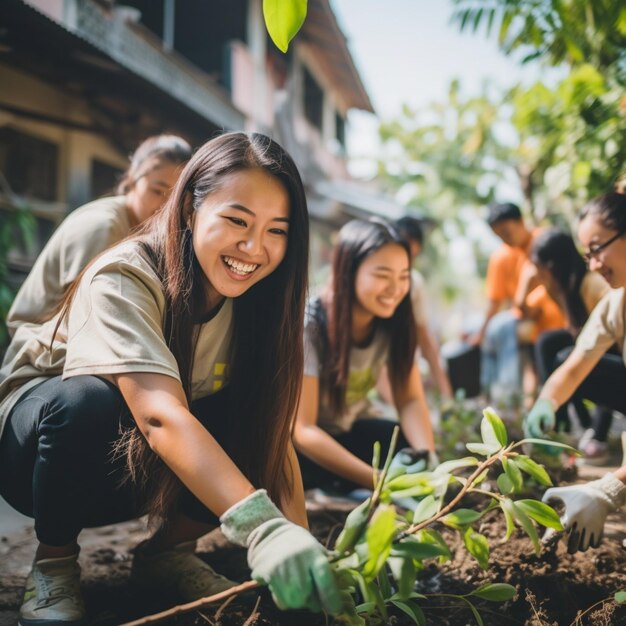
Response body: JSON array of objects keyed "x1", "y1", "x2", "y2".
[{"x1": 480, "y1": 310, "x2": 521, "y2": 395}]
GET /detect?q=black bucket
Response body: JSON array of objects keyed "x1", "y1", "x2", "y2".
[{"x1": 441, "y1": 340, "x2": 481, "y2": 398}]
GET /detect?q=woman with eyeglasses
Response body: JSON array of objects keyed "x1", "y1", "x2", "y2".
[
  {"x1": 528, "y1": 228, "x2": 612, "y2": 462},
  {"x1": 524, "y1": 191, "x2": 626, "y2": 553}
]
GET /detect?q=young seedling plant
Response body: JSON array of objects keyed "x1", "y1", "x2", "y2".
[
  {"x1": 330, "y1": 407, "x2": 575, "y2": 626},
  {"x1": 121, "y1": 407, "x2": 574, "y2": 626}
]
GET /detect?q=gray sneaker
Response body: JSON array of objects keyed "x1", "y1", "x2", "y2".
[
  {"x1": 19, "y1": 554, "x2": 86, "y2": 626},
  {"x1": 131, "y1": 540, "x2": 237, "y2": 601}
]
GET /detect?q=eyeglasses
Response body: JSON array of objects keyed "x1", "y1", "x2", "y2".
[{"x1": 582, "y1": 230, "x2": 625, "y2": 264}]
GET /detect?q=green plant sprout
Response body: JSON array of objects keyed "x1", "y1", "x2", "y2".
[
  {"x1": 120, "y1": 407, "x2": 577, "y2": 626},
  {"x1": 330, "y1": 407, "x2": 576, "y2": 626}
]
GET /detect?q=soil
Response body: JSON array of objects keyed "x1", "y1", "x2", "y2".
[{"x1": 1, "y1": 466, "x2": 625, "y2": 626}]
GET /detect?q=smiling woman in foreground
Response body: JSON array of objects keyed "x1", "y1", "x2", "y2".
[{"x1": 0, "y1": 132, "x2": 341, "y2": 625}]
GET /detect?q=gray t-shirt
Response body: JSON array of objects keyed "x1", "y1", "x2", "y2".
[
  {"x1": 0, "y1": 241, "x2": 233, "y2": 438},
  {"x1": 303, "y1": 298, "x2": 390, "y2": 434}
]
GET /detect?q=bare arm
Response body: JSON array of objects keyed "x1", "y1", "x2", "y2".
[
  {"x1": 393, "y1": 364, "x2": 435, "y2": 452},
  {"x1": 538, "y1": 349, "x2": 602, "y2": 410},
  {"x1": 417, "y1": 323, "x2": 453, "y2": 398},
  {"x1": 292, "y1": 375, "x2": 376, "y2": 489},
  {"x1": 514, "y1": 261, "x2": 539, "y2": 313},
  {"x1": 280, "y1": 441, "x2": 309, "y2": 528},
  {"x1": 469, "y1": 298, "x2": 501, "y2": 346},
  {"x1": 114, "y1": 372, "x2": 256, "y2": 516}
]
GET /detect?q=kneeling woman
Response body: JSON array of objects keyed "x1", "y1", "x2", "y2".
[
  {"x1": 0, "y1": 132, "x2": 340, "y2": 625},
  {"x1": 293, "y1": 219, "x2": 436, "y2": 491}
]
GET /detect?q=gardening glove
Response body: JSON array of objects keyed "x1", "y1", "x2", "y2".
[
  {"x1": 220, "y1": 489, "x2": 342, "y2": 614},
  {"x1": 542, "y1": 473, "x2": 626, "y2": 553},
  {"x1": 388, "y1": 448, "x2": 439, "y2": 478},
  {"x1": 524, "y1": 397, "x2": 556, "y2": 439}
]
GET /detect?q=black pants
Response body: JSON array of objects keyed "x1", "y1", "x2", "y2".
[
  {"x1": 0, "y1": 375, "x2": 231, "y2": 546},
  {"x1": 535, "y1": 330, "x2": 625, "y2": 441},
  {"x1": 298, "y1": 418, "x2": 409, "y2": 492}
]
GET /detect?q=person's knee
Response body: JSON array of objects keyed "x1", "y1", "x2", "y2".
[{"x1": 38, "y1": 376, "x2": 123, "y2": 447}]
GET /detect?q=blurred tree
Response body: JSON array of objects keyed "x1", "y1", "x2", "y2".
[
  {"x1": 377, "y1": 80, "x2": 516, "y2": 303},
  {"x1": 450, "y1": 0, "x2": 626, "y2": 70},
  {"x1": 451, "y1": 0, "x2": 626, "y2": 218}
]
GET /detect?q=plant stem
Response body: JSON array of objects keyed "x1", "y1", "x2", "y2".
[
  {"x1": 118, "y1": 580, "x2": 259, "y2": 626},
  {"x1": 399, "y1": 447, "x2": 510, "y2": 538}
]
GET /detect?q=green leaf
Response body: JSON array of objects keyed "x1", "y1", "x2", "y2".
[
  {"x1": 480, "y1": 414, "x2": 503, "y2": 451},
  {"x1": 466, "y1": 442, "x2": 501, "y2": 456},
  {"x1": 388, "y1": 555, "x2": 417, "y2": 600},
  {"x1": 434, "y1": 457, "x2": 479, "y2": 474},
  {"x1": 412, "y1": 494, "x2": 439, "y2": 524},
  {"x1": 521, "y1": 438, "x2": 580, "y2": 454},
  {"x1": 514, "y1": 455, "x2": 552, "y2": 486},
  {"x1": 497, "y1": 473, "x2": 514, "y2": 495},
  {"x1": 516, "y1": 500, "x2": 564, "y2": 530},
  {"x1": 378, "y1": 566, "x2": 392, "y2": 599},
  {"x1": 470, "y1": 583, "x2": 516, "y2": 602},
  {"x1": 483, "y1": 407, "x2": 507, "y2": 446},
  {"x1": 334, "y1": 498, "x2": 371, "y2": 553},
  {"x1": 501, "y1": 505, "x2": 515, "y2": 541},
  {"x1": 363, "y1": 506, "x2": 397, "y2": 580},
  {"x1": 463, "y1": 527, "x2": 489, "y2": 569},
  {"x1": 502, "y1": 458, "x2": 523, "y2": 492},
  {"x1": 461, "y1": 597, "x2": 484, "y2": 626},
  {"x1": 391, "y1": 540, "x2": 450, "y2": 562},
  {"x1": 386, "y1": 473, "x2": 434, "y2": 492},
  {"x1": 442, "y1": 508, "x2": 483, "y2": 529},
  {"x1": 263, "y1": 0, "x2": 307, "y2": 53},
  {"x1": 391, "y1": 599, "x2": 426, "y2": 625},
  {"x1": 502, "y1": 499, "x2": 540, "y2": 554},
  {"x1": 416, "y1": 529, "x2": 452, "y2": 562},
  {"x1": 615, "y1": 590, "x2": 626, "y2": 604}
]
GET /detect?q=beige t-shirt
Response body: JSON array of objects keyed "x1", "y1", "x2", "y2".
[
  {"x1": 7, "y1": 196, "x2": 132, "y2": 333},
  {"x1": 573, "y1": 287, "x2": 626, "y2": 365},
  {"x1": 303, "y1": 298, "x2": 390, "y2": 434},
  {"x1": 0, "y1": 242, "x2": 233, "y2": 438}
]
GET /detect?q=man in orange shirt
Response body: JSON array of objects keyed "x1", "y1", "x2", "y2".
[{"x1": 470, "y1": 203, "x2": 564, "y2": 401}]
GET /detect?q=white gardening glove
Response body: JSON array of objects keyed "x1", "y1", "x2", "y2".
[
  {"x1": 542, "y1": 473, "x2": 626, "y2": 553},
  {"x1": 220, "y1": 489, "x2": 342, "y2": 614}
]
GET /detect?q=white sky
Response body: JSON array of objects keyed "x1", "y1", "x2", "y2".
[{"x1": 329, "y1": 0, "x2": 564, "y2": 177}]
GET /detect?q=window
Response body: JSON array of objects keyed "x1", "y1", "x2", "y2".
[
  {"x1": 0, "y1": 127, "x2": 58, "y2": 201},
  {"x1": 91, "y1": 159, "x2": 124, "y2": 199},
  {"x1": 303, "y1": 67, "x2": 323, "y2": 130}
]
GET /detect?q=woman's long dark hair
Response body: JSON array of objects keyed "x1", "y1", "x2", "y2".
[
  {"x1": 579, "y1": 190, "x2": 626, "y2": 234},
  {"x1": 57, "y1": 132, "x2": 308, "y2": 521},
  {"x1": 323, "y1": 219, "x2": 416, "y2": 417},
  {"x1": 530, "y1": 228, "x2": 588, "y2": 330}
]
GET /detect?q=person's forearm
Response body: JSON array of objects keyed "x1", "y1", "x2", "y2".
[
  {"x1": 294, "y1": 425, "x2": 375, "y2": 488},
  {"x1": 398, "y1": 399, "x2": 435, "y2": 452},
  {"x1": 143, "y1": 407, "x2": 256, "y2": 516},
  {"x1": 418, "y1": 325, "x2": 452, "y2": 398},
  {"x1": 280, "y1": 443, "x2": 309, "y2": 528},
  {"x1": 614, "y1": 466, "x2": 626, "y2": 484},
  {"x1": 474, "y1": 300, "x2": 500, "y2": 344},
  {"x1": 539, "y1": 356, "x2": 595, "y2": 411}
]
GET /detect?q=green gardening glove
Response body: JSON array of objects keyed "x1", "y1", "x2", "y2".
[
  {"x1": 524, "y1": 397, "x2": 556, "y2": 439},
  {"x1": 220, "y1": 489, "x2": 342, "y2": 614}
]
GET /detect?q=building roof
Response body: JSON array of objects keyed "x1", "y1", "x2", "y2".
[{"x1": 301, "y1": 0, "x2": 375, "y2": 115}]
